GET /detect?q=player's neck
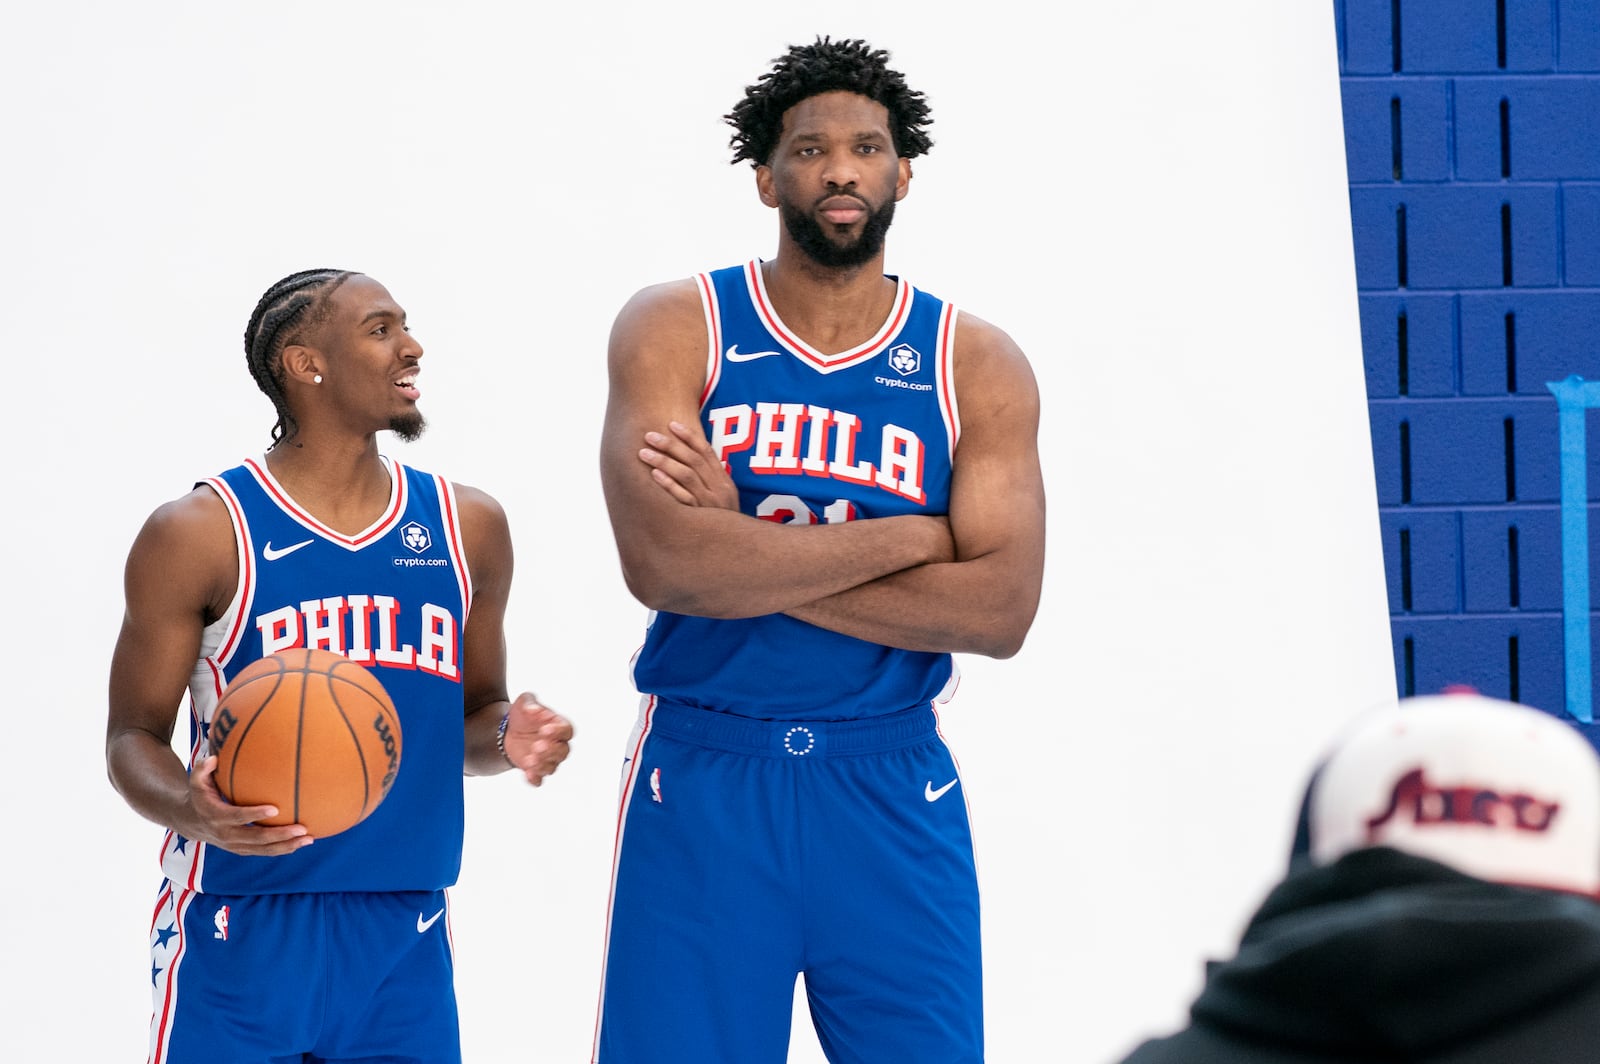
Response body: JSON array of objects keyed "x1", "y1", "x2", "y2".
[
  {"x1": 263, "y1": 433, "x2": 394, "y2": 535},
  {"x1": 762, "y1": 252, "x2": 898, "y2": 354}
]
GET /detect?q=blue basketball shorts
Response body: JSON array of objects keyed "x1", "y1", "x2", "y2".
[
  {"x1": 146, "y1": 884, "x2": 458, "y2": 1064},
  {"x1": 593, "y1": 698, "x2": 984, "y2": 1064}
]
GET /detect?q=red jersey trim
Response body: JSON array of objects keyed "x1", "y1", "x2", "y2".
[
  {"x1": 201, "y1": 476, "x2": 254, "y2": 668},
  {"x1": 148, "y1": 886, "x2": 195, "y2": 1064},
  {"x1": 592, "y1": 694, "x2": 658, "y2": 1060},
  {"x1": 435, "y1": 475, "x2": 473, "y2": 623},
  {"x1": 240, "y1": 455, "x2": 409, "y2": 549},
  {"x1": 936, "y1": 303, "x2": 961, "y2": 458},
  {"x1": 742, "y1": 259, "x2": 914, "y2": 374},
  {"x1": 696, "y1": 272, "x2": 723, "y2": 409}
]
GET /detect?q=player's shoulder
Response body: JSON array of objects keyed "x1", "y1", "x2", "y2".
[
  {"x1": 127, "y1": 483, "x2": 236, "y2": 576},
  {"x1": 951, "y1": 307, "x2": 1026, "y2": 363},
  {"x1": 448, "y1": 481, "x2": 507, "y2": 524},
  {"x1": 614, "y1": 275, "x2": 705, "y2": 330},
  {"x1": 608, "y1": 275, "x2": 713, "y2": 378},
  {"x1": 446, "y1": 481, "x2": 514, "y2": 588},
  {"x1": 951, "y1": 308, "x2": 1036, "y2": 399},
  {"x1": 145, "y1": 483, "x2": 233, "y2": 539}
]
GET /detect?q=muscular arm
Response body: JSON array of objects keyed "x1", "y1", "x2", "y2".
[
  {"x1": 642, "y1": 313, "x2": 1046, "y2": 658},
  {"x1": 456, "y1": 485, "x2": 571, "y2": 783},
  {"x1": 785, "y1": 316, "x2": 1045, "y2": 657},
  {"x1": 106, "y1": 489, "x2": 311, "y2": 854},
  {"x1": 600, "y1": 280, "x2": 955, "y2": 619}
]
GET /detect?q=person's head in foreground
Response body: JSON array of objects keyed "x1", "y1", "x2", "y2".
[{"x1": 1118, "y1": 690, "x2": 1600, "y2": 1064}]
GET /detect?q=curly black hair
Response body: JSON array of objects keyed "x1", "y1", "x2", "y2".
[
  {"x1": 725, "y1": 36, "x2": 933, "y2": 168},
  {"x1": 243, "y1": 268, "x2": 353, "y2": 447}
]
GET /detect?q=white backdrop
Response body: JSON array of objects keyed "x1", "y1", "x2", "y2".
[{"x1": 0, "y1": 3, "x2": 1396, "y2": 1061}]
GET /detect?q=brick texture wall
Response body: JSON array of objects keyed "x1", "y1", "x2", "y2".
[{"x1": 1336, "y1": 0, "x2": 1600, "y2": 739}]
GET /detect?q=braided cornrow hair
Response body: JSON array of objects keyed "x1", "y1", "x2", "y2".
[
  {"x1": 725, "y1": 36, "x2": 934, "y2": 168},
  {"x1": 243, "y1": 268, "x2": 354, "y2": 447}
]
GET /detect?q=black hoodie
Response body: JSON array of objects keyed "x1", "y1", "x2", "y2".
[{"x1": 1117, "y1": 847, "x2": 1600, "y2": 1064}]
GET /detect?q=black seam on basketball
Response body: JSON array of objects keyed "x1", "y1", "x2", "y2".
[
  {"x1": 330, "y1": 659, "x2": 400, "y2": 800},
  {"x1": 219, "y1": 670, "x2": 287, "y2": 803},
  {"x1": 326, "y1": 674, "x2": 373, "y2": 818},
  {"x1": 295, "y1": 669, "x2": 312, "y2": 826}
]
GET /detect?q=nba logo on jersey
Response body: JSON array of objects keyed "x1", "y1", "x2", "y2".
[
  {"x1": 650, "y1": 768, "x2": 663, "y2": 804},
  {"x1": 213, "y1": 905, "x2": 230, "y2": 941}
]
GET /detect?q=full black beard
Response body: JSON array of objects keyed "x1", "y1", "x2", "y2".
[
  {"x1": 389, "y1": 411, "x2": 427, "y2": 442},
  {"x1": 780, "y1": 195, "x2": 896, "y2": 268}
]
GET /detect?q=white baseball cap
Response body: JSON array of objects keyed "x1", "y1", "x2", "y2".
[{"x1": 1295, "y1": 691, "x2": 1600, "y2": 895}]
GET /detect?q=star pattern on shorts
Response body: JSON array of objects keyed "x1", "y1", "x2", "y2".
[{"x1": 151, "y1": 896, "x2": 181, "y2": 990}]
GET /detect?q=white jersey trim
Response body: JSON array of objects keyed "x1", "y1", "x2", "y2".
[
  {"x1": 198, "y1": 476, "x2": 254, "y2": 673},
  {"x1": 241, "y1": 454, "x2": 410, "y2": 549},
  {"x1": 741, "y1": 259, "x2": 915, "y2": 374},
  {"x1": 591, "y1": 694, "x2": 659, "y2": 1061},
  {"x1": 927, "y1": 665, "x2": 980, "y2": 878},
  {"x1": 164, "y1": 477, "x2": 257, "y2": 892},
  {"x1": 147, "y1": 883, "x2": 196, "y2": 1064},
  {"x1": 434, "y1": 474, "x2": 473, "y2": 623},
  {"x1": 936, "y1": 302, "x2": 961, "y2": 459},
  {"x1": 695, "y1": 271, "x2": 722, "y2": 410}
]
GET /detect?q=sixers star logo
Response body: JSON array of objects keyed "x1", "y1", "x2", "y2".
[
  {"x1": 400, "y1": 521, "x2": 432, "y2": 554},
  {"x1": 886, "y1": 344, "x2": 921, "y2": 376}
]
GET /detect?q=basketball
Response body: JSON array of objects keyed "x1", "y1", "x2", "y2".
[{"x1": 209, "y1": 648, "x2": 402, "y2": 838}]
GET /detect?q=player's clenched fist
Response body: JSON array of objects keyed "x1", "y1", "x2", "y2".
[{"x1": 501, "y1": 692, "x2": 574, "y2": 786}]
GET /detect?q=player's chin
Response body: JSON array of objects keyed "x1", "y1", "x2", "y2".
[{"x1": 388, "y1": 411, "x2": 427, "y2": 442}]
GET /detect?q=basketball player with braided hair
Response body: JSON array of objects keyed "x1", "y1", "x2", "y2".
[
  {"x1": 595, "y1": 37, "x2": 1045, "y2": 1063},
  {"x1": 107, "y1": 269, "x2": 574, "y2": 1063}
]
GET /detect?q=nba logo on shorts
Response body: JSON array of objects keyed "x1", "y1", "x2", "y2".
[
  {"x1": 650, "y1": 767, "x2": 662, "y2": 804},
  {"x1": 213, "y1": 904, "x2": 230, "y2": 941}
]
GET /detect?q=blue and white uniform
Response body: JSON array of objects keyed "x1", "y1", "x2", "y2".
[
  {"x1": 596, "y1": 261, "x2": 983, "y2": 1063},
  {"x1": 147, "y1": 456, "x2": 471, "y2": 1064}
]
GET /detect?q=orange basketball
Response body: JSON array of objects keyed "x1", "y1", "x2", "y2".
[{"x1": 209, "y1": 648, "x2": 402, "y2": 838}]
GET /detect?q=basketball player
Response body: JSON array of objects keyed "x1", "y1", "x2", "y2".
[
  {"x1": 594, "y1": 38, "x2": 1046, "y2": 1064},
  {"x1": 105, "y1": 269, "x2": 574, "y2": 1064}
]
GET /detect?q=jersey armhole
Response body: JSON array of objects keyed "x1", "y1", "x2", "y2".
[
  {"x1": 198, "y1": 476, "x2": 253, "y2": 669},
  {"x1": 694, "y1": 271, "x2": 721, "y2": 409},
  {"x1": 936, "y1": 303, "x2": 962, "y2": 458},
  {"x1": 434, "y1": 475, "x2": 473, "y2": 622}
]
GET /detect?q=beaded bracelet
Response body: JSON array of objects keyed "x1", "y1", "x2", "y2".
[{"x1": 495, "y1": 710, "x2": 516, "y2": 769}]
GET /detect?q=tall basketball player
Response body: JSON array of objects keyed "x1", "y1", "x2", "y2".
[
  {"x1": 594, "y1": 38, "x2": 1046, "y2": 1064},
  {"x1": 106, "y1": 270, "x2": 574, "y2": 1063}
]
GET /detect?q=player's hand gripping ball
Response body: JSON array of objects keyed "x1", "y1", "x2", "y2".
[{"x1": 209, "y1": 648, "x2": 402, "y2": 838}]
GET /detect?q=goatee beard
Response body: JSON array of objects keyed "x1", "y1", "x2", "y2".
[
  {"x1": 780, "y1": 196, "x2": 896, "y2": 268},
  {"x1": 389, "y1": 411, "x2": 427, "y2": 442}
]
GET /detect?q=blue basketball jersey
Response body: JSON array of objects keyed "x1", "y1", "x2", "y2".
[
  {"x1": 629, "y1": 260, "x2": 960, "y2": 720},
  {"x1": 160, "y1": 456, "x2": 471, "y2": 894}
]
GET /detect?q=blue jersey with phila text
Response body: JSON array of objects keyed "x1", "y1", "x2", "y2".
[
  {"x1": 629, "y1": 260, "x2": 960, "y2": 720},
  {"x1": 159, "y1": 457, "x2": 471, "y2": 894}
]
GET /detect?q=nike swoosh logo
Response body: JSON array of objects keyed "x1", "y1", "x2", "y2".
[
  {"x1": 417, "y1": 908, "x2": 445, "y2": 933},
  {"x1": 262, "y1": 538, "x2": 314, "y2": 561},
  {"x1": 925, "y1": 779, "x2": 958, "y2": 802},
  {"x1": 725, "y1": 344, "x2": 786, "y2": 363}
]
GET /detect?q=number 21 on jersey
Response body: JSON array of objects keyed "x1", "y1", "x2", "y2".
[{"x1": 756, "y1": 494, "x2": 858, "y2": 524}]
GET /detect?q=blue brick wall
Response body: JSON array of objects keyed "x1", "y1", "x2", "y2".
[{"x1": 1335, "y1": 0, "x2": 1600, "y2": 741}]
